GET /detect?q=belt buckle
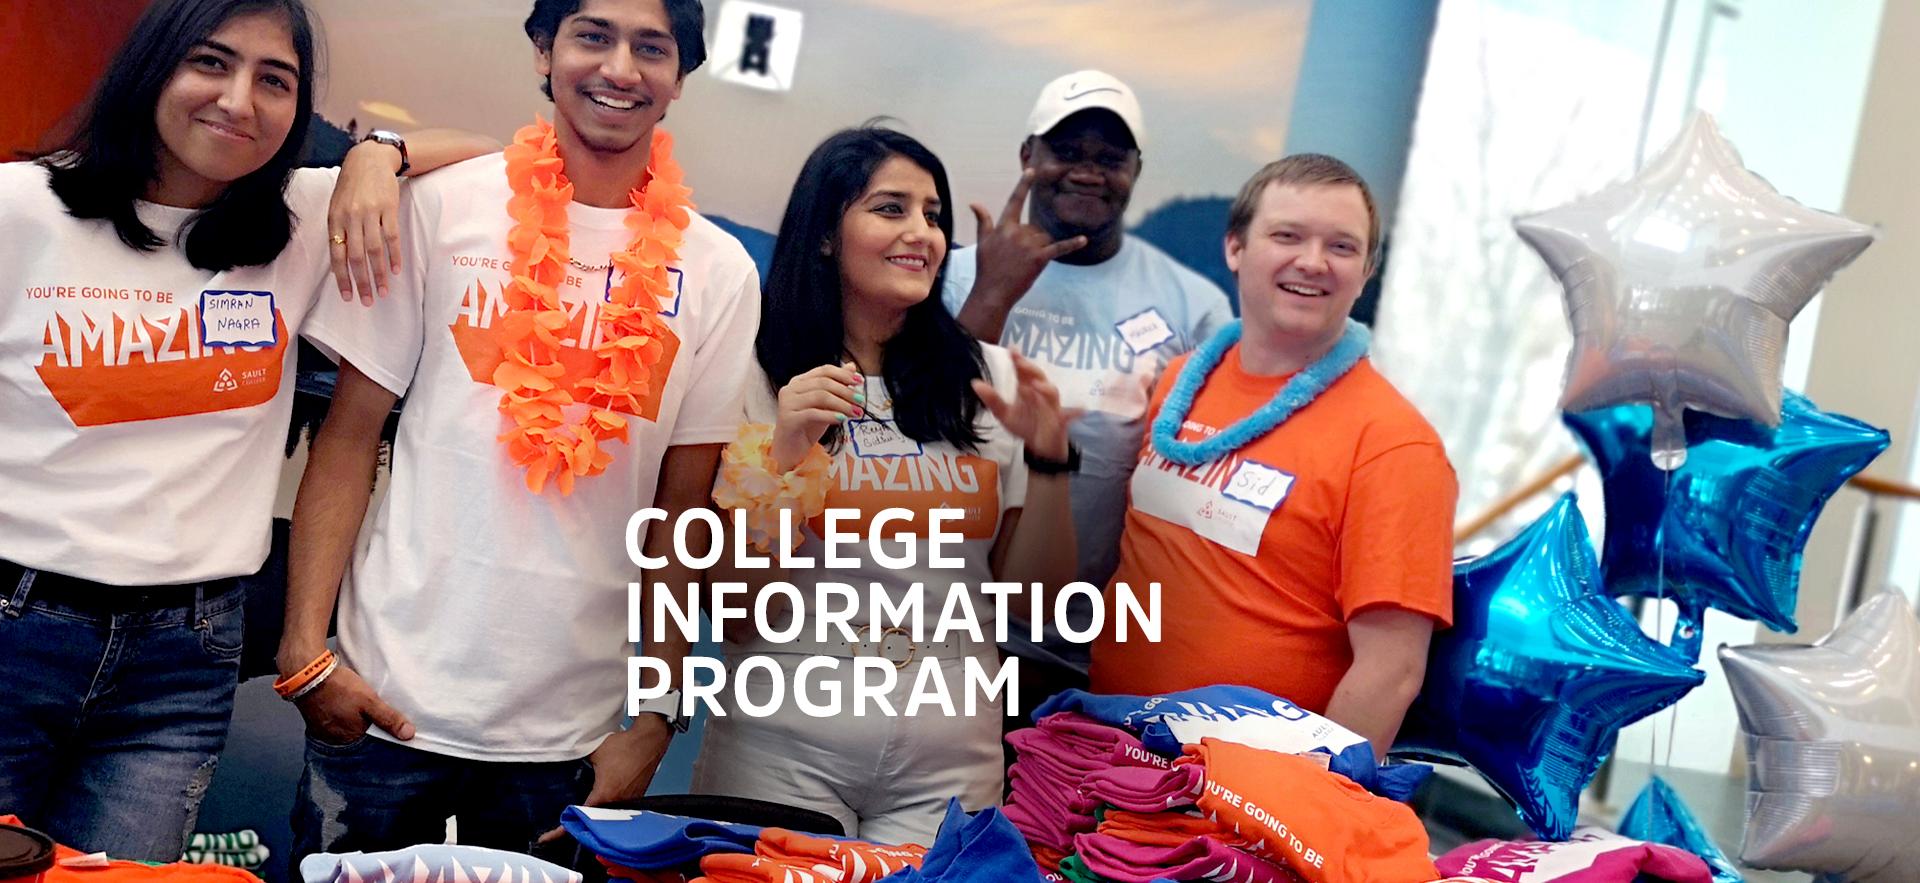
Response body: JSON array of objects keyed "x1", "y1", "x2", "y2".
[{"x1": 875, "y1": 625, "x2": 916, "y2": 671}]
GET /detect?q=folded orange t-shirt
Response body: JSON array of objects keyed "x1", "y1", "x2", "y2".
[
  {"x1": 753, "y1": 829, "x2": 924, "y2": 883},
  {"x1": 693, "y1": 853, "x2": 831, "y2": 883},
  {"x1": 0, "y1": 816, "x2": 261, "y2": 883},
  {"x1": 1182, "y1": 741, "x2": 1437, "y2": 883},
  {"x1": 597, "y1": 856, "x2": 689, "y2": 883},
  {"x1": 1096, "y1": 809, "x2": 1257, "y2": 851}
]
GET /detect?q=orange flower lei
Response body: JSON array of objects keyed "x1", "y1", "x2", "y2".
[{"x1": 496, "y1": 118, "x2": 693, "y2": 494}]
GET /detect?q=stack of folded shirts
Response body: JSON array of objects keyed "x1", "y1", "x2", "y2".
[
  {"x1": 1181, "y1": 740, "x2": 1436, "y2": 883},
  {"x1": 1093, "y1": 809, "x2": 1256, "y2": 851},
  {"x1": 1003, "y1": 713, "x2": 1174, "y2": 862},
  {"x1": 1061, "y1": 762, "x2": 1294, "y2": 883},
  {"x1": 1033, "y1": 688, "x2": 1429, "y2": 802},
  {"x1": 182, "y1": 830, "x2": 270, "y2": 871},
  {"x1": 1053, "y1": 740, "x2": 1438, "y2": 883},
  {"x1": 1069, "y1": 833, "x2": 1300, "y2": 883},
  {"x1": 1077, "y1": 763, "x2": 1205, "y2": 813},
  {"x1": 694, "y1": 829, "x2": 924, "y2": 883}
]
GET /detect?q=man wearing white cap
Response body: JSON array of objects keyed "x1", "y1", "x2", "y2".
[{"x1": 944, "y1": 71, "x2": 1232, "y2": 680}]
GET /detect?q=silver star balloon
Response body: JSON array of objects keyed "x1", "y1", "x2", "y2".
[
  {"x1": 1516, "y1": 112, "x2": 1874, "y2": 470},
  {"x1": 1719, "y1": 590, "x2": 1920, "y2": 881}
]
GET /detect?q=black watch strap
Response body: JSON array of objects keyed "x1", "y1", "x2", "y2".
[
  {"x1": 1024, "y1": 441, "x2": 1080, "y2": 475},
  {"x1": 362, "y1": 129, "x2": 409, "y2": 176}
]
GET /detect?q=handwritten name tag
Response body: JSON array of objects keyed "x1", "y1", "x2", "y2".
[
  {"x1": 848, "y1": 418, "x2": 923, "y2": 458},
  {"x1": 199, "y1": 290, "x2": 278, "y2": 348},
  {"x1": 1114, "y1": 307, "x2": 1175, "y2": 355},
  {"x1": 1222, "y1": 460, "x2": 1294, "y2": 512}
]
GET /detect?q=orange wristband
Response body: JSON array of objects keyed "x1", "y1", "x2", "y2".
[{"x1": 273, "y1": 649, "x2": 335, "y2": 698}]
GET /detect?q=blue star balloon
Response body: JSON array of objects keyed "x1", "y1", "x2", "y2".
[
  {"x1": 1618, "y1": 776, "x2": 1743, "y2": 883},
  {"x1": 1393, "y1": 494, "x2": 1705, "y2": 840},
  {"x1": 1564, "y1": 391, "x2": 1888, "y2": 660}
]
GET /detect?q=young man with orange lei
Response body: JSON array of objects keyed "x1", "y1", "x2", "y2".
[
  {"x1": 1089, "y1": 156, "x2": 1455, "y2": 761},
  {"x1": 277, "y1": 0, "x2": 759, "y2": 860}
]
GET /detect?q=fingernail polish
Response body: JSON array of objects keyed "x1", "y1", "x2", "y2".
[
  {"x1": 835, "y1": 413, "x2": 849, "y2": 422},
  {"x1": 853, "y1": 408, "x2": 865, "y2": 418},
  {"x1": 854, "y1": 392, "x2": 867, "y2": 403}
]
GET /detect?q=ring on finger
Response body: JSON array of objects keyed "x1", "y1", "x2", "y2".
[{"x1": 330, "y1": 233, "x2": 347, "y2": 245}]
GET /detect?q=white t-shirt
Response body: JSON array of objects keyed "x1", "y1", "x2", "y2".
[
  {"x1": 304, "y1": 152, "x2": 761, "y2": 762},
  {"x1": 941, "y1": 236, "x2": 1231, "y2": 663},
  {"x1": 731, "y1": 344, "x2": 1028, "y2": 647},
  {"x1": 0, "y1": 161, "x2": 337, "y2": 585}
]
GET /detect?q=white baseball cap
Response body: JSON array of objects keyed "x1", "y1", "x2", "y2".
[{"x1": 1026, "y1": 70, "x2": 1144, "y2": 148}]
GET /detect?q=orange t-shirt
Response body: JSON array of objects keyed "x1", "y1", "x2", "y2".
[
  {"x1": 1090, "y1": 350, "x2": 1455, "y2": 713},
  {"x1": 754, "y1": 829, "x2": 925, "y2": 881},
  {"x1": 0, "y1": 816, "x2": 260, "y2": 883},
  {"x1": 1184, "y1": 740, "x2": 1437, "y2": 883}
]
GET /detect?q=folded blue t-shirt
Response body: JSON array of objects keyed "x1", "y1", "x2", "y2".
[
  {"x1": 299, "y1": 844, "x2": 580, "y2": 883},
  {"x1": 879, "y1": 801, "x2": 1045, "y2": 883},
  {"x1": 559, "y1": 806, "x2": 761, "y2": 869},
  {"x1": 1033, "y1": 686, "x2": 1431, "y2": 801}
]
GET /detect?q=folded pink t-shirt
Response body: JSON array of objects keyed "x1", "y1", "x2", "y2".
[
  {"x1": 1035, "y1": 713, "x2": 1173, "y2": 770},
  {"x1": 1079, "y1": 763, "x2": 1206, "y2": 813},
  {"x1": 1073, "y1": 832, "x2": 1300, "y2": 883},
  {"x1": 1096, "y1": 809, "x2": 1256, "y2": 851},
  {"x1": 1436, "y1": 828, "x2": 1712, "y2": 883}
]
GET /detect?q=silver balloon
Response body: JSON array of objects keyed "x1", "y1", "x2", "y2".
[
  {"x1": 1515, "y1": 112, "x2": 1874, "y2": 469},
  {"x1": 1719, "y1": 590, "x2": 1920, "y2": 881}
]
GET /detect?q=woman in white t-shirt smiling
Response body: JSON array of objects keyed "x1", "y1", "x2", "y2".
[
  {"x1": 0, "y1": 0, "x2": 490, "y2": 860},
  {"x1": 695, "y1": 126, "x2": 1077, "y2": 845}
]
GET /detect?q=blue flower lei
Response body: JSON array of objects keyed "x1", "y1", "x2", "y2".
[{"x1": 1150, "y1": 318, "x2": 1371, "y2": 466}]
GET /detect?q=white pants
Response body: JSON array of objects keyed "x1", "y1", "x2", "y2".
[{"x1": 690, "y1": 651, "x2": 1007, "y2": 846}]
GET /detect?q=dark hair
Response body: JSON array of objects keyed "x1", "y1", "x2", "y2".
[
  {"x1": 758, "y1": 127, "x2": 986, "y2": 453},
  {"x1": 1226, "y1": 153, "x2": 1380, "y2": 272},
  {"x1": 39, "y1": 0, "x2": 319, "y2": 272},
  {"x1": 525, "y1": 0, "x2": 708, "y2": 99}
]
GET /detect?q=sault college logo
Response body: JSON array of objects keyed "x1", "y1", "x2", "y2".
[{"x1": 33, "y1": 305, "x2": 286, "y2": 427}]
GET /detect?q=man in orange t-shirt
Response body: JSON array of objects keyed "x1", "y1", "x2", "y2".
[{"x1": 1090, "y1": 155, "x2": 1455, "y2": 758}]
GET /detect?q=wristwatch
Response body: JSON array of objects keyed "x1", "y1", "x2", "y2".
[
  {"x1": 1025, "y1": 441, "x2": 1080, "y2": 475},
  {"x1": 361, "y1": 129, "x2": 410, "y2": 176},
  {"x1": 632, "y1": 689, "x2": 692, "y2": 733}
]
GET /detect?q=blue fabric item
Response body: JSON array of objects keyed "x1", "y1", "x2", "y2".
[
  {"x1": 880, "y1": 800, "x2": 1046, "y2": 883},
  {"x1": 299, "y1": 844, "x2": 580, "y2": 883},
  {"x1": 1032, "y1": 686, "x2": 1431, "y2": 802},
  {"x1": 558, "y1": 806, "x2": 761, "y2": 869},
  {"x1": 1618, "y1": 776, "x2": 1744, "y2": 883}
]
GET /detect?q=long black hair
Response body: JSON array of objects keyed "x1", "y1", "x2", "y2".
[
  {"x1": 758, "y1": 127, "x2": 986, "y2": 452},
  {"x1": 40, "y1": 0, "x2": 319, "y2": 272}
]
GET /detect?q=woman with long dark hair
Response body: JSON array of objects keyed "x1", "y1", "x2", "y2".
[
  {"x1": 697, "y1": 126, "x2": 1077, "y2": 844},
  {"x1": 0, "y1": 0, "x2": 490, "y2": 859}
]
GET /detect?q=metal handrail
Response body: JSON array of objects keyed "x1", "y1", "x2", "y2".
[{"x1": 1454, "y1": 454, "x2": 1584, "y2": 544}]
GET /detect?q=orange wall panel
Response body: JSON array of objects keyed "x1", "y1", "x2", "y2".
[{"x1": 1, "y1": 1, "x2": 151, "y2": 159}]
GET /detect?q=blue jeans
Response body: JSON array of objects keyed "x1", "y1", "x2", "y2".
[
  {"x1": 0, "y1": 564, "x2": 244, "y2": 861},
  {"x1": 292, "y1": 734, "x2": 590, "y2": 866}
]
